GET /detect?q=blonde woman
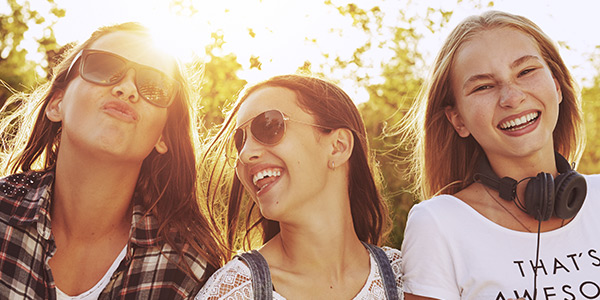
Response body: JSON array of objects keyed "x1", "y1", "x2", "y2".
[{"x1": 399, "y1": 11, "x2": 598, "y2": 299}]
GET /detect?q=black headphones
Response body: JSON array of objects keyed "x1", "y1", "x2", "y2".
[{"x1": 473, "y1": 152, "x2": 587, "y2": 221}]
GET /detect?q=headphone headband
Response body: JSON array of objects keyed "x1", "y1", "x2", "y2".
[
  {"x1": 473, "y1": 152, "x2": 572, "y2": 201},
  {"x1": 473, "y1": 151, "x2": 586, "y2": 221}
]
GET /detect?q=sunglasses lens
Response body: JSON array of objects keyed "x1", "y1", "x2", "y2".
[
  {"x1": 136, "y1": 67, "x2": 176, "y2": 107},
  {"x1": 233, "y1": 128, "x2": 245, "y2": 153},
  {"x1": 251, "y1": 110, "x2": 285, "y2": 145},
  {"x1": 81, "y1": 52, "x2": 126, "y2": 85},
  {"x1": 81, "y1": 51, "x2": 176, "y2": 107}
]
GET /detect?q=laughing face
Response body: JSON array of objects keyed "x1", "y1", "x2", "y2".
[
  {"x1": 447, "y1": 26, "x2": 562, "y2": 163},
  {"x1": 235, "y1": 87, "x2": 331, "y2": 221}
]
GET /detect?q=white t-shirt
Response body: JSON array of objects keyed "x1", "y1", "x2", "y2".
[
  {"x1": 196, "y1": 247, "x2": 403, "y2": 299},
  {"x1": 401, "y1": 174, "x2": 600, "y2": 300},
  {"x1": 56, "y1": 245, "x2": 127, "y2": 300}
]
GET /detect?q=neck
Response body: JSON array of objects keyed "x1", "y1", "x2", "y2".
[
  {"x1": 486, "y1": 147, "x2": 558, "y2": 201},
  {"x1": 51, "y1": 148, "x2": 141, "y2": 243},
  {"x1": 265, "y1": 192, "x2": 366, "y2": 275}
]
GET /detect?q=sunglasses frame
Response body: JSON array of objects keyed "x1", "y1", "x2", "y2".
[
  {"x1": 64, "y1": 49, "x2": 179, "y2": 108},
  {"x1": 232, "y1": 109, "x2": 332, "y2": 155}
]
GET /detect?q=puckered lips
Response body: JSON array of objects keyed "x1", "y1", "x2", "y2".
[
  {"x1": 102, "y1": 100, "x2": 139, "y2": 123},
  {"x1": 497, "y1": 111, "x2": 540, "y2": 134},
  {"x1": 251, "y1": 167, "x2": 283, "y2": 196}
]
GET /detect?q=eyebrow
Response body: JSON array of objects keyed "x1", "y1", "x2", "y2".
[
  {"x1": 510, "y1": 55, "x2": 542, "y2": 69},
  {"x1": 462, "y1": 55, "x2": 543, "y2": 91}
]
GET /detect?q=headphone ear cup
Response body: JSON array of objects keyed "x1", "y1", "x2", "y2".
[
  {"x1": 524, "y1": 172, "x2": 554, "y2": 221},
  {"x1": 553, "y1": 171, "x2": 587, "y2": 219}
]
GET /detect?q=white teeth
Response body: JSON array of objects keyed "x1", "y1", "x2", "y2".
[
  {"x1": 252, "y1": 169, "x2": 282, "y2": 186},
  {"x1": 499, "y1": 112, "x2": 539, "y2": 130}
]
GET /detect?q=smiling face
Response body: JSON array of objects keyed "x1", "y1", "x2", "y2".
[
  {"x1": 447, "y1": 26, "x2": 562, "y2": 164},
  {"x1": 235, "y1": 86, "x2": 331, "y2": 221},
  {"x1": 46, "y1": 31, "x2": 174, "y2": 164}
]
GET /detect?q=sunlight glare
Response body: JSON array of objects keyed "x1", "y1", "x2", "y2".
[{"x1": 144, "y1": 16, "x2": 211, "y2": 64}]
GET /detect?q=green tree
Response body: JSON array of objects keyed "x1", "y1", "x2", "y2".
[
  {"x1": 0, "y1": 0, "x2": 64, "y2": 106},
  {"x1": 580, "y1": 48, "x2": 600, "y2": 174},
  {"x1": 320, "y1": 1, "x2": 453, "y2": 248},
  {"x1": 194, "y1": 30, "x2": 247, "y2": 135}
]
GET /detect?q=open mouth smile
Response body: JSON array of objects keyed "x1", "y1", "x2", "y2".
[
  {"x1": 498, "y1": 111, "x2": 539, "y2": 131},
  {"x1": 252, "y1": 168, "x2": 282, "y2": 193}
]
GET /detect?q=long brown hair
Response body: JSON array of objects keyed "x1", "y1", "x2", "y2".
[
  {"x1": 202, "y1": 74, "x2": 390, "y2": 258},
  {"x1": 397, "y1": 10, "x2": 585, "y2": 200},
  {"x1": 0, "y1": 22, "x2": 224, "y2": 281}
]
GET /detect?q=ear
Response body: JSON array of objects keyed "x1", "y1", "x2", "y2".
[
  {"x1": 154, "y1": 135, "x2": 168, "y2": 154},
  {"x1": 445, "y1": 105, "x2": 471, "y2": 138},
  {"x1": 553, "y1": 76, "x2": 562, "y2": 104},
  {"x1": 45, "y1": 91, "x2": 64, "y2": 122},
  {"x1": 328, "y1": 128, "x2": 354, "y2": 167}
]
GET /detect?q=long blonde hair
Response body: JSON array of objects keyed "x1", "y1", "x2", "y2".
[{"x1": 398, "y1": 11, "x2": 585, "y2": 200}]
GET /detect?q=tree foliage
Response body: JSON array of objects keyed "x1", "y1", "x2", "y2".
[
  {"x1": 580, "y1": 48, "x2": 600, "y2": 174},
  {"x1": 318, "y1": 1, "x2": 453, "y2": 247},
  {"x1": 194, "y1": 30, "x2": 247, "y2": 134},
  {"x1": 0, "y1": 0, "x2": 64, "y2": 106}
]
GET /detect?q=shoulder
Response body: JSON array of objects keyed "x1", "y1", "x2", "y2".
[
  {"x1": 0, "y1": 170, "x2": 53, "y2": 222},
  {"x1": 0, "y1": 170, "x2": 52, "y2": 201},
  {"x1": 583, "y1": 173, "x2": 600, "y2": 188},
  {"x1": 410, "y1": 194, "x2": 462, "y2": 210},
  {"x1": 113, "y1": 239, "x2": 208, "y2": 298},
  {"x1": 381, "y1": 246, "x2": 402, "y2": 267},
  {"x1": 380, "y1": 246, "x2": 403, "y2": 284},
  {"x1": 579, "y1": 174, "x2": 600, "y2": 208},
  {"x1": 195, "y1": 257, "x2": 252, "y2": 300},
  {"x1": 405, "y1": 194, "x2": 467, "y2": 227}
]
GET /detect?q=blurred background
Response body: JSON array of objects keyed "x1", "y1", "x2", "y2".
[{"x1": 2, "y1": 0, "x2": 600, "y2": 248}]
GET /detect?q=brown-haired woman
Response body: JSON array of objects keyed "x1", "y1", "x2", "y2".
[
  {"x1": 196, "y1": 75, "x2": 403, "y2": 299},
  {"x1": 399, "y1": 11, "x2": 598, "y2": 299},
  {"x1": 0, "y1": 22, "x2": 223, "y2": 299}
]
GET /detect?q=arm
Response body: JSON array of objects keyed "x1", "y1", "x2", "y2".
[{"x1": 195, "y1": 258, "x2": 253, "y2": 300}]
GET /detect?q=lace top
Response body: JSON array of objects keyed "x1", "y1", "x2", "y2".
[{"x1": 196, "y1": 247, "x2": 403, "y2": 300}]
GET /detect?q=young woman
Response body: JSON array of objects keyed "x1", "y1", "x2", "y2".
[
  {"x1": 399, "y1": 11, "x2": 599, "y2": 299},
  {"x1": 0, "y1": 22, "x2": 223, "y2": 299},
  {"x1": 196, "y1": 75, "x2": 403, "y2": 299}
]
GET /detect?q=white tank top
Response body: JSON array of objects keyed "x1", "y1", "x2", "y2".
[{"x1": 55, "y1": 245, "x2": 127, "y2": 300}]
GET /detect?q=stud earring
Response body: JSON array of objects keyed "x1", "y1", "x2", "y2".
[{"x1": 329, "y1": 161, "x2": 335, "y2": 170}]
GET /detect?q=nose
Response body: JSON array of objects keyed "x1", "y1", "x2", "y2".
[
  {"x1": 111, "y1": 68, "x2": 139, "y2": 103},
  {"x1": 498, "y1": 82, "x2": 526, "y2": 108},
  {"x1": 237, "y1": 130, "x2": 264, "y2": 165}
]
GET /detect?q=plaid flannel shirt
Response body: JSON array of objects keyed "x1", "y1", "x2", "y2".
[{"x1": 0, "y1": 170, "x2": 207, "y2": 299}]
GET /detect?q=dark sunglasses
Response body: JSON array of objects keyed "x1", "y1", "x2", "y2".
[
  {"x1": 65, "y1": 49, "x2": 179, "y2": 107},
  {"x1": 232, "y1": 109, "x2": 332, "y2": 154}
]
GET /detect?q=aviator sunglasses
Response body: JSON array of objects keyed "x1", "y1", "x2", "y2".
[
  {"x1": 65, "y1": 49, "x2": 179, "y2": 107},
  {"x1": 231, "y1": 109, "x2": 332, "y2": 155}
]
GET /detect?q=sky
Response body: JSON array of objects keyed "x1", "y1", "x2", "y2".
[{"x1": 4, "y1": 0, "x2": 600, "y2": 102}]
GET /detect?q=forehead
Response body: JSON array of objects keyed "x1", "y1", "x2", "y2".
[
  {"x1": 88, "y1": 31, "x2": 177, "y2": 77},
  {"x1": 237, "y1": 86, "x2": 311, "y2": 125},
  {"x1": 455, "y1": 27, "x2": 541, "y2": 70},
  {"x1": 451, "y1": 27, "x2": 543, "y2": 85}
]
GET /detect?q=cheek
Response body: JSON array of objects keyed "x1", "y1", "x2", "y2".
[
  {"x1": 457, "y1": 100, "x2": 487, "y2": 127},
  {"x1": 235, "y1": 167, "x2": 254, "y2": 191},
  {"x1": 145, "y1": 109, "x2": 168, "y2": 137}
]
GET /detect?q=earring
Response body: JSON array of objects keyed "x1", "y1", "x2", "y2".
[{"x1": 329, "y1": 161, "x2": 335, "y2": 170}]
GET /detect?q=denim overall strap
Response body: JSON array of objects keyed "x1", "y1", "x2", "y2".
[
  {"x1": 237, "y1": 250, "x2": 273, "y2": 300},
  {"x1": 363, "y1": 243, "x2": 399, "y2": 300}
]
